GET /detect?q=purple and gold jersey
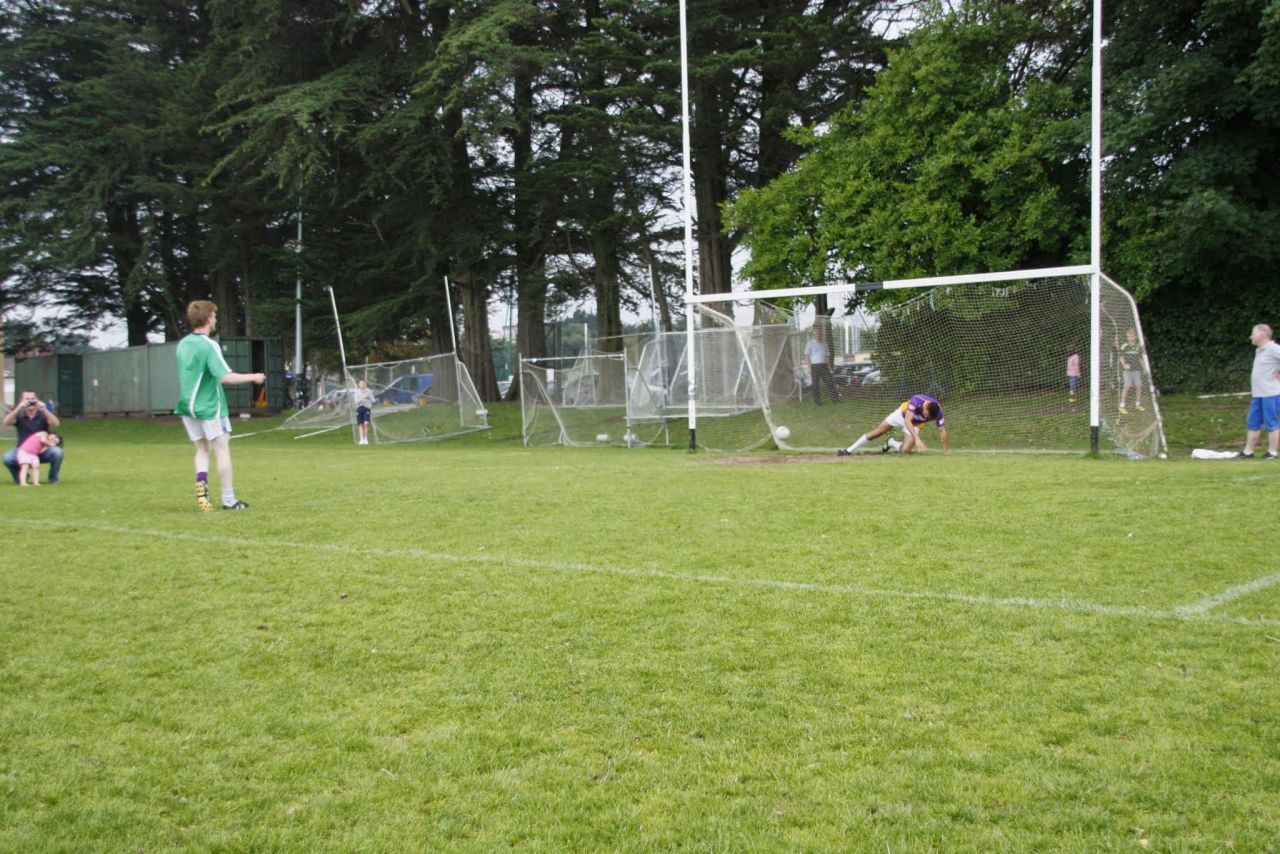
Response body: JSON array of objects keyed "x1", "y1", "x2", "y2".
[{"x1": 900, "y1": 394, "x2": 945, "y2": 427}]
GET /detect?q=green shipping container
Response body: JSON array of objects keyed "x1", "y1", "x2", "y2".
[
  {"x1": 14, "y1": 354, "x2": 83, "y2": 416},
  {"x1": 147, "y1": 342, "x2": 180, "y2": 414},
  {"x1": 83, "y1": 347, "x2": 149, "y2": 414},
  {"x1": 17, "y1": 337, "x2": 284, "y2": 417}
]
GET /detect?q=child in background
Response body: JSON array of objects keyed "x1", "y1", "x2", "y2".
[
  {"x1": 354, "y1": 379, "x2": 374, "y2": 445},
  {"x1": 17, "y1": 430, "x2": 61, "y2": 486},
  {"x1": 1066, "y1": 349, "x2": 1081, "y2": 403}
]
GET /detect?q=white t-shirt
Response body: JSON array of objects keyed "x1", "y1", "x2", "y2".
[
  {"x1": 1252, "y1": 340, "x2": 1280, "y2": 397},
  {"x1": 804, "y1": 339, "x2": 829, "y2": 366}
]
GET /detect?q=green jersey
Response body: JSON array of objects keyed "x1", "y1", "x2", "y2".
[{"x1": 175, "y1": 333, "x2": 232, "y2": 419}]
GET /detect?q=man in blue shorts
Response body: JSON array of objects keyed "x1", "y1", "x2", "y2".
[{"x1": 1239, "y1": 323, "x2": 1280, "y2": 459}]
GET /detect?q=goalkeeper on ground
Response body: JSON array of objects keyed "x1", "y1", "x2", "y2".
[{"x1": 837, "y1": 394, "x2": 949, "y2": 456}]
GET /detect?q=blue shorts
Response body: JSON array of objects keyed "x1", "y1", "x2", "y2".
[
  {"x1": 1246, "y1": 396, "x2": 1280, "y2": 431},
  {"x1": 356, "y1": 406, "x2": 371, "y2": 425}
]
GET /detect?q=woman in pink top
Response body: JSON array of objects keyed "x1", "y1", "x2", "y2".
[{"x1": 17, "y1": 430, "x2": 60, "y2": 486}]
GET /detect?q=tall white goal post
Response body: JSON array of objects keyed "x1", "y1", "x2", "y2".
[{"x1": 671, "y1": 0, "x2": 1139, "y2": 455}]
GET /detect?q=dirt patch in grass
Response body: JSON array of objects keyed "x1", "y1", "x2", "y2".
[{"x1": 705, "y1": 454, "x2": 850, "y2": 466}]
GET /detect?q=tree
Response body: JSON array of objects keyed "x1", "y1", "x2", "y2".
[
  {"x1": 730, "y1": 4, "x2": 1088, "y2": 292},
  {"x1": 1103, "y1": 0, "x2": 1280, "y2": 390}
]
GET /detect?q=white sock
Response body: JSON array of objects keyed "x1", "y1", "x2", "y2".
[
  {"x1": 886, "y1": 437, "x2": 902, "y2": 451},
  {"x1": 847, "y1": 434, "x2": 869, "y2": 453},
  {"x1": 221, "y1": 488, "x2": 236, "y2": 506}
]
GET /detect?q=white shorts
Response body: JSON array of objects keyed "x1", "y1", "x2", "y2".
[
  {"x1": 885, "y1": 408, "x2": 907, "y2": 430},
  {"x1": 182, "y1": 416, "x2": 232, "y2": 442}
]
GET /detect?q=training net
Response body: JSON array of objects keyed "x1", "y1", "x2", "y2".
[
  {"x1": 520, "y1": 351, "x2": 669, "y2": 447},
  {"x1": 678, "y1": 273, "x2": 1165, "y2": 457},
  {"x1": 276, "y1": 384, "x2": 357, "y2": 438},
  {"x1": 622, "y1": 303, "x2": 796, "y2": 452},
  {"x1": 279, "y1": 352, "x2": 489, "y2": 443}
]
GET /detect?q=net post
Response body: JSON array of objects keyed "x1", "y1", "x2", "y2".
[
  {"x1": 1088, "y1": 0, "x2": 1104, "y2": 454},
  {"x1": 1090, "y1": 272, "x2": 1102, "y2": 454},
  {"x1": 679, "y1": 0, "x2": 697, "y2": 452}
]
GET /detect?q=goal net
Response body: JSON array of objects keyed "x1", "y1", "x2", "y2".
[
  {"x1": 278, "y1": 352, "x2": 489, "y2": 443},
  {"x1": 683, "y1": 272, "x2": 1166, "y2": 457},
  {"x1": 623, "y1": 304, "x2": 796, "y2": 452},
  {"x1": 350, "y1": 353, "x2": 488, "y2": 444},
  {"x1": 276, "y1": 384, "x2": 358, "y2": 438},
  {"x1": 520, "y1": 350, "x2": 669, "y2": 447}
]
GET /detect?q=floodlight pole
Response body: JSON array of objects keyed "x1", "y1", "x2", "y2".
[
  {"x1": 294, "y1": 205, "x2": 304, "y2": 396},
  {"x1": 679, "y1": 0, "x2": 697, "y2": 451},
  {"x1": 1089, "y1": 0, "x2": 1104, "y2": 454}
]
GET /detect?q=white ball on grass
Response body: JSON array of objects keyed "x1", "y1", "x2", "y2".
[{"x1": 773, "y1": 425, "x2": 790, "y2": 441}]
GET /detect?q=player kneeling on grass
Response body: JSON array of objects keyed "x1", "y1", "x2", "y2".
[
  {"x1": 175, "y1": 300, "x2": 266, "y2": 512},
  {"x1": 837, "y1": 394, "x2": 949, "y2": 456}
]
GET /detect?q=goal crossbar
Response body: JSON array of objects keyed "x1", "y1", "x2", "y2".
[{"x1": 684, "y1": 265, "x2": 1095, "y2": 305}]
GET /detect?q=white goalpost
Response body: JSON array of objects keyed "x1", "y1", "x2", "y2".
[{"x1": 672, "y1": 0, "x2": 1166, "y2": 457}]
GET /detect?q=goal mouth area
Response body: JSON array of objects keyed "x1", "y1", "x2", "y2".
[{"x1": 681, "y1": 270, "x2": 1166, "y2": 458}]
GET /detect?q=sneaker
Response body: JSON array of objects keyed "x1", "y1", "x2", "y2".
[
  {"x1": 836, "y1": 448, "x2": 851, "y2": 457},
  {"x1": 1118, "y1": 406, "x2": 1129, "y2": 415},
  {"x1": 222, "y1": 500, "x2": 250, "y2": 510},
  {"x1": 196, "y1": 481, "x2": 213, "y2": 512},
  {"x1": 1237, "y1": 452, "x2": 1255, "y2": 459},
  {"x1": 1136, "y1": 404, "x2": 1146, "y2": 411},
  {"x1": 1264, "y1": 452, "x2": 1278, "y2": 460},
  {"x1": 881, "y1": 440, "x2": 893, "y2": 453}
]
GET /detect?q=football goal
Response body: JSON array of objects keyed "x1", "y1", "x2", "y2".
[
  {"x1": 519, "y1": 350, "x2": 669, "y2": 447},
  {"x1": 683, "y1": 271, "x2": 1166, "y2": 457},
  {"x1": 279, "y1": 352, "x2": 488, "y2": 444}
]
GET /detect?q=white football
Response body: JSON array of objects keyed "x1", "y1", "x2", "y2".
[{"x1": 774, "y1": 426, "x2": 790, "y2": 441}]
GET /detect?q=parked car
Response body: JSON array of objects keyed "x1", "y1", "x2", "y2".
[
  {"x1": 834, "y1": 363, "x2": 881, "y2": 389},
  {"x1": 375, "y1": 373, "x2": 433, "y2": 405}
]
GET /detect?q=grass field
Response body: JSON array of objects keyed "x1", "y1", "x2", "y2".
[{"x1": 2, "y1": 396, "x2": 1277, "y2": 850}]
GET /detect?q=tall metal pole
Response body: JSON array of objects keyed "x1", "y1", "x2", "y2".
[
  {"x1": 443, "y1": 276, "x2": 460, "y2": 354},
  {"x1": 443, "y1": 276, "x2": 465, "y2": 425},
  {"x1": 679, "y1": 0, "x2": 697, "y2": 451},
  {"x1": 1089, "y1": 0, "x2": 1103, "y2": 453},
  {"x1": 326, "y1": 286, "x2": 348, "y2": 378},
  {"x1": 294, "y1": 205, "x2": 304, "y2": 393}
]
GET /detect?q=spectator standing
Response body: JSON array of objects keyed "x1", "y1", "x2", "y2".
[
  {"x1": 1240, "y1": 323, "x2": 1280, "y2": 460},
  {"x1": 803, "y1": 327, "x2": 838, "y2": 405}
]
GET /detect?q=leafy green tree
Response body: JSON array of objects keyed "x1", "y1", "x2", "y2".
[
  {"x1": 730, "y1": 4, "x2": 1088, "y2": 292},
  {"x1": 0, "y1": 0, "x2": 223, "y2": 343},
  {"x1": 1103, "y1": 0, "x2": 1280, "y2": 390}
]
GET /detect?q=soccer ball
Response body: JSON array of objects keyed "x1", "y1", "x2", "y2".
[{"x1": 773, "y1": 426, "x2": 790, "y2": 441}]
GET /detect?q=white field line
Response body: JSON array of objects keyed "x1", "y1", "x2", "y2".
[
  {"x1": 1176, "y1": 573, "x2": 1280, "y2": 616},
  {"x1": 29, "y1": 520, "x2": 1280, "y2": 629}
]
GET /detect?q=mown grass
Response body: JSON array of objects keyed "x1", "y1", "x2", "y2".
[{"x1": 1, "y1": 396, "x2": 1276, "y2": 851}]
